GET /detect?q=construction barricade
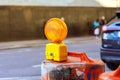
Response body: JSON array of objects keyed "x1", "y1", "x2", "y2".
[
  {"x1": 42, "y1": 18, "x2": 105, "y2": 80},
  {"x1": 41, "y1": 52, "x2": 105, "y2": 80}
]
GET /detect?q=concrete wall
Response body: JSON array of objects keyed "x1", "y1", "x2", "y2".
[{"x1": 0, "y1": 6, "x2": 117, "y2": 41}]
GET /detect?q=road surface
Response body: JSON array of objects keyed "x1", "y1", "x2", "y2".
[{"x1": 0, "y1": 37, "x2": 110, "y2": 79}]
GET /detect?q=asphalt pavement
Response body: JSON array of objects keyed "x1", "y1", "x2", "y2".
[{"x1": 0, "y1": 36, "x2": 100, "y2": 80}]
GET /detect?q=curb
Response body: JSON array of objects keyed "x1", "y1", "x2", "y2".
[{"x1": 0, "y1": 40, "x2": 48, "y2": 50}]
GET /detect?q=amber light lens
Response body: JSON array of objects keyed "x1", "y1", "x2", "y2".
[{"x1": 44, "y1": 18, "x2": 68, "y2": 43}]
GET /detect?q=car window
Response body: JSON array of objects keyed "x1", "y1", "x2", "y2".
[{"x1": 116, "y1": 23, "x2": 120, "y2": 26}]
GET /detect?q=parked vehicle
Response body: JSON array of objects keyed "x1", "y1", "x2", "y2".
[{"x1": 100, "y1": 11, "x2": 120, "y2": 70}]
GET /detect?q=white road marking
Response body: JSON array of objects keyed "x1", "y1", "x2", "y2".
[{"x1": 32, "y1": 64, "x2": 41, "y2": 68}]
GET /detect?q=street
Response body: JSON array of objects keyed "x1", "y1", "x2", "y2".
[{"x1": 0, "y1": 37, "x2": 110, "y2": 79}]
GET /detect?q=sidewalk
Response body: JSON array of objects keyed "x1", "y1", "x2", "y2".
[
  {"x1": 0, "y1": 36, "x2": 96, "y2": 50},
  {"x1": 0, "y1": 39, "x2": 48, "y2": 50}
]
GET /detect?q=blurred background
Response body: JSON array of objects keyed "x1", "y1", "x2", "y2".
[
  {"x1": 0, "y1": 1, "x2": 120, "y2": 79},
  {"x1": 0, "y1": 0, "x2": 120, "y2": 41}
]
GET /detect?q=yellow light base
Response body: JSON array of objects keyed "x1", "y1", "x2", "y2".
[{"x1": 45, "y1": 43, "x2": 68, "y2": 61}]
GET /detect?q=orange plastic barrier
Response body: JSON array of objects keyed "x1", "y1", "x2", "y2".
[
  {"x1": 98, "y1": 66, "x2": 120, "y2": 80},
  {"x1": 68, "y1": 52, "x2": 93, "y2": 62},
  {"x1": 41, "y1": 52, "x2": 105, "y2": 80}
]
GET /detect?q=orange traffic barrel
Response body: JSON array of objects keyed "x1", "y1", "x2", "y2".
[
  {"x1": 98, "y1": 66, "x2": 120, "y2": 80},
  {"x1": 44, "y1": 18, "x2": 68, "y2": 43}
]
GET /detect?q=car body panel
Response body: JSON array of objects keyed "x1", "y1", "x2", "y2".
[{"x1": 106, "y1": 21, "x2": 120, "y2": 30}]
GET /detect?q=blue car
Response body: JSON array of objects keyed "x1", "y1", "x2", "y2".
[{"x1": 100, "y1": 11, "x2": 120, "y2": 70}]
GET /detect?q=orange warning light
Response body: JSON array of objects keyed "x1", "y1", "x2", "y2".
[{"x1": 44, "y1": 18, "x2": 68, "y2": 43}]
